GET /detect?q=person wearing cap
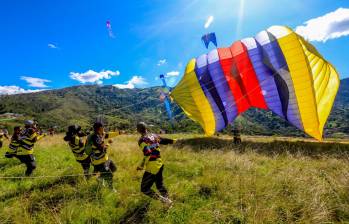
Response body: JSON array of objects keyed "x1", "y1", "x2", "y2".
[
  {"x1": 85, "y1": 122, "x2": 118, "y2": 189},
  {"x1": 5, "y1": 126, "x2": 21, "y2": 158},
  {"x1": 232, "y1": 126, "x2": 242, "y2": 145},
  {"x1": 63, "y1": 125, "x2": 91, "y2": 178},
  {"x1": 0, "y1": 128, "x2": 9, "y2": 149},
  {"x1": 136, "y1": 122, "x2": 175, "y2": 205},
  {"x1": 16, "y1": 120, "x2": 45, "y2": 176}
]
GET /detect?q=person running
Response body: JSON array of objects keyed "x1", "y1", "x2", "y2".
[
  {"x1": 232, "y1": 126, "x2": 242, "y2": 145},
  {"x1": 136, "y1": 122, "x2": 175, "y2": 205},
  {"x1": 0, "y1": 128, "x2": 9, "y2": 149},
  {"x1": 4, "y1": 126, "x2": 21, "y2": 158},
  {"x1": 85, "y1": 122, "x2": 118, "y2": 190},
  {"x1": 16, "y1": 120, "x2": 45, "y2": 176},
  {"x1": 63, "y1": 125, "x2": 91, "y2": 179}
]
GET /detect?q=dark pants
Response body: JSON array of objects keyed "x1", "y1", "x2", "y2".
[
  {"x1": 0, "y1": 141, "x2": 3, "y2": 148},
  {"x1": 141, "y1": 165, "x2": 168, "y2": 198},
  {"x1": 16, "y1": 154, "x2": 36, "y2": 176},
  {"x1": 93, "y1": 159, "x2": 117, "y2": 188},
  {"x1": 234, "y1": 137, "x2": 241, "y2": 144},
  {"x1": 77, "y1": 157, "x2": 91, "y2": 178}
]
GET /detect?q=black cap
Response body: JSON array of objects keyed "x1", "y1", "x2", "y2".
[
  {"x1": 137, "y1": 122, "x2": 147, "y2": 133},
  {"x1": 68, "y1": 125, "x2": 81, "y2": 134},
  {"x1": 93, "y1": 122, "x2": 104, "y2": 131}
]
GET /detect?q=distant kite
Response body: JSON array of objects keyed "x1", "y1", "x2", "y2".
[
  {"x1": 201, "y1": 32, "x2": 217, "y2": 49},
  {"x1": 106, "y1": 20, "x2": 115, "y2": 38}
]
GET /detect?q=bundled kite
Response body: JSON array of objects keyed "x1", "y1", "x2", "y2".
[
  {"x1": 159, "y1": 74, "x2": 173, "y2": 120},
  {"x1": 106, "y1": 20, "x2": 115, "y2": 38},
  {"x1": 170, "y1": 26, "x2": 340, "y2": 140}
]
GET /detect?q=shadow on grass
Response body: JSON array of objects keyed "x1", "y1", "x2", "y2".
[
  {"x1": 175, "y1": 137, "x2": 349, "y2": 159},
  {"x1": 0, "y1": 175, "x2": 79, "y2": 201},
  {"x1": 0, "y1": 159, "x2": 21, "y2": 171},
  {"x1": 118, "y1": 201, "x2": 150, "y2": 224}
]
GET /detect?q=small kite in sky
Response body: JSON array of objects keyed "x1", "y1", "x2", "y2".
[
  {"x1": 201, "y1": 32, "x2": 217, "y2": 48},
  {"x1": 106, "y1": 20, "x2": 115, "y2": 38}
]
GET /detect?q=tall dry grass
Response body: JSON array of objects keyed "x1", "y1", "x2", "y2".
[{"x1": 0, "y1": 134, "x2": 348, "y2": 223}]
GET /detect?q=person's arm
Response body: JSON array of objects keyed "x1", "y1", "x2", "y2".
[
  {"x1": 159, "y1": 137, "x2": 175, "y2": 145},
  {"x1": 137, "y1": 140, "x2": 151, "y2": 170},
  {"x1": 19, "y1": 130, "x2": 38, "y2": 148},
  {"x1": 37, "y1": 133, "x2": 46, "y2": 141},
  {"x1": 94, "y1": 135, "x2": 109, "y2": 152},
  {"x1": 79, "y1": 137, "x2": 84, "y2": 148}
]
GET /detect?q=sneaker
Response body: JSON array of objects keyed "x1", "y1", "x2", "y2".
[{"x1": 158, "y1": 195, "x2": 173, "y2": 205}]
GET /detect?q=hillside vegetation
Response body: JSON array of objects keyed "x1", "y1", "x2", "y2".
[
  {"x1": 1, "y1": 79, "x2": 349, "y2": 138},
  {"x1": 0, "y1": 134, "x2": 348, "y2": 223}
]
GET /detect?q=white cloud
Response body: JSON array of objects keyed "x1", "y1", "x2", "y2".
[
  {"x1": 295, "y1": 8, "x2": 349, "y2": 42},
  {"x1": 204, "y1": 15, "x2": 214, "y2": 29},
  {"x1": 48, "y1": 43, "x2": 58, "y2": 49},
  {"x1": 21, "y1": 76, "x2": 51, "y2": 88},
  {"x1": 0, "y1": 86, "x2": 45, "y2": 95},
  {"x1": 113, "y1": 76, "x2": 147, "y2": 89},
  {"x1": 157, "y1": 59, "x2": 167, "y2": 66},
  {"x1": 166, "y1": 71, "x2": 180, "y2": 77},
  {"x1": 70, "y1": 69, "x2": 120, "y2": 84}
]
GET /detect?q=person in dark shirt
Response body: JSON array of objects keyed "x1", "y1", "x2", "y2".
[{"x1": 136, "y1": 122, "x2": 174, "y2": 205}]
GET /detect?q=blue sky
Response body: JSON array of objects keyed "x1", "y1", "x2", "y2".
[{"x1": 0, "y1": 0, "x2": 348, "y2": 94}]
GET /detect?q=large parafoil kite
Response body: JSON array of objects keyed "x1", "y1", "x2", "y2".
[{"x1": 170, "y1": 26, "x2": 340, "y2": 140}]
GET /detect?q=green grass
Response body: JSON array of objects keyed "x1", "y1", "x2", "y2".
[{"x1": 0, "y1": 134, "x2": 348, "y2": 223}]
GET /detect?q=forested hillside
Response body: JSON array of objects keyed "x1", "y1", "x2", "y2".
[{"x1": 0, "y1": 79, "x2": 348, "y2": 138}]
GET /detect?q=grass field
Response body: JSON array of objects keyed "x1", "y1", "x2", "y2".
[{"x1": 0, "y1": 134, "x2": 348, "y2": 223}]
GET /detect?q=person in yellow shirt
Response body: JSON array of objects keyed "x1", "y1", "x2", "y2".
[
  {"x1": 5, "y1": 126, "x2": 21, "y2": 158},
  {"x1": 64, "y1": 125, "x2": 91, "y2": 179},
  {"x1": 0, "y1": 128, "x2": 9, "y2": 149},
  {"x1": 136, "y1": 122, "x2": 175, "y2": 204},
  {"x1": 16, "y1": 120, "x2": 45, "y2": 176},
  {"x1": 85, "y1": 122, "x2": 118, "y2": 189}
]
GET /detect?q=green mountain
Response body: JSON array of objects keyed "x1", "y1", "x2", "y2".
[{"x1": 0, "y1": 79, "x2": 348, "y2": 138}]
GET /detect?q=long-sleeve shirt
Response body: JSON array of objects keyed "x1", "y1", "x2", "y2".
[
  {"x1": 67, "y1": 135, "x2": 89, "y2": 161},
  {"x1": 17, "y1": 128, "x2": 44, "y2": 155},
  {"x1": 138, "y1": 133, "x2": 174, "y2": 174},
  {"x1": 88, "y1": 131, "x2": 119, "y2": 165},
  {"x1": 8, "y1": 133, "x2": 20, "y2": 155}
]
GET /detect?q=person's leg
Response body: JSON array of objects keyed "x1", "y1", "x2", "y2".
[
  {"x1": 80, "y1": 158, "x2": 91, "y2": 179},
  {"x1": 141, "y1": 171, "x2": 157, "y2": 198},
  {"x1": 107, "y1": 160, "x2": 117, "y2": 173},
  {"x1": 101, "y1": 161, "x2": 114, "y2": 188},
  {"x1": 155, "y1": 166, "x2": 168, "y2": 197},
  {"x1": 94, "y1": 164, "x2": 105, "y2": 185},
  {"x1": 24, "y1": 155, "x2": 36, "y2": 176}
]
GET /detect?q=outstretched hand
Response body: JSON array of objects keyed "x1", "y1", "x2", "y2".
[{"x1": 136, "y1": 166, "x2": 143, "y2": 171}]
